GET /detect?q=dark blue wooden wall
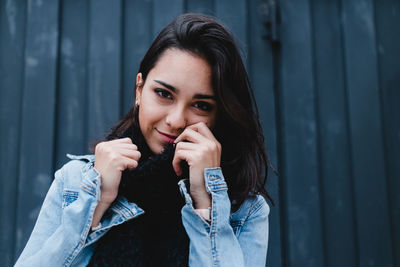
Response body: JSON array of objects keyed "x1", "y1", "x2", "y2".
[{"x1": 0, "y1": 0, "x2": 399, "y2": 266}]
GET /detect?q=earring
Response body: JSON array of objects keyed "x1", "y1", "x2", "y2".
[{"x1": 135, "y1": 99, "x2": 140, "y2": 106}]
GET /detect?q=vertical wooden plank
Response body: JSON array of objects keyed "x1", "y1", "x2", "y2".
[
  {"x1": 0, "y1": 0, "x2": 26, "y2": 265},
  {"x1": 122, "y1": 0, "x2": 153, "y2": 115},
  {"x1": 279, "y1": 0, "x2": 325, "y2": 266},
  {"x1": 248, "y1": 0, "x2": 282, "y2": 266},
  {"x1": 153, "y1": 0, "x2": 184, "y2": 37},
  {"x1": 215, "y1": 0, "x2": 248, "y2": 68},
  {"x1": 341, "y1": 0, "x2": 393, "y2": 266},
  {"x1": 311, "y1": 0, "x2": 357, "y2": 266},
  {"x1": 55, "y1": 0, "x2": 89, "y2": 170},
  {"x1": 374, "y1": 1, "x2": 400, "y2": 266},
  {"x1": 87, "y1": 0, "x2": 122, "y2": 143},
  {"x1": 13, "y1": 0, "x2": 60, "y2": 258},
  {"x1": 185, "y1": 0, "x2": 214, "y2": 15}
]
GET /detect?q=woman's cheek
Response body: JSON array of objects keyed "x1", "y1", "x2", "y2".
[{"x1": 139, "y1": 105, "x2": 162, "y2": 127}]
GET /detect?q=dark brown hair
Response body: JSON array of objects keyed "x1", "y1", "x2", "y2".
[{"x1": 107, "y1": 13, "x2": 272, "y2": 205}]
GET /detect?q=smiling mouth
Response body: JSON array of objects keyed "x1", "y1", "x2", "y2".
[{"x1": 156, "y1": 129, "x2": 178, "y2": 143}]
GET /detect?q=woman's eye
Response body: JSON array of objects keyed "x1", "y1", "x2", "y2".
[
  {"x1": 193, "y1": 101, "x2": 213, "y2": 112},
  {"x1": 154, "y1": 89, "x2": 173, "y2": 99}
]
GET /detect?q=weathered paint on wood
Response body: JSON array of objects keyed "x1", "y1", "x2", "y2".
[
  {"x1": 215, "y1": 0, "x2": 248, "y2": 68},
  {"x1": 311, "y1": 0, "x2": 357, "y2": 266},
  {"x1": 55, "y1": 0, "x2": 89, "y2": 170},
  {"x1": 0, "y1": 0, "x2": 27, "y2": 265},
  {"x1": 13, "y1": 0, "x2": 60, "y2": 259},
  {"x1": 0, "y1": 1, "x2": 399, "y2": 267},
  {"x1": 280, "y1": 0, "x2": 325, "y2": 266},
  {"x1": 87, "y1": 0, "x2": 122, "y2": 144},
  {"x1": 13, "y1": 0, "x2": 59, "y2": 255},
  {"x1": 186, "y1": 0, "x2": 214, "y2": 14},
  {"x1": 122, "y1": 0, "x2": 153, "y2": 115},
  {"x1": 248, "y1": 0, "x2": 282, "y2": 266},
  {"x1": 341, "y1": 0, "x2": 393, "y2": 266},
  {"x1": 153, "y1": 0, "x2": 184, "y2": 36},
  {"x1": 374, "y1": 2, "x2": 400, "y2": 266}
]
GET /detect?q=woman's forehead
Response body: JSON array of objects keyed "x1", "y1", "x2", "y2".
[{"x1": 146, "y1": 49, "x2": 214, "y2": 96}]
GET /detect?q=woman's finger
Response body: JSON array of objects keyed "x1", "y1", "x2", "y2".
[
  {"x1": 174, "y1": 128, "x2": 208, "y2": 144},
  {"x1": 176, "y1": 130, "x2": 221, "y2": 155},
  {"x1": 175, "y1": 141, "x2": 198, "y2": 151},
  {"x1": 114, "y1": 142, "x2": 138, "y2": 151},
  {"x1": 120, "y1": 157, "x2": 138, "y2": 170},
  {"x1": 172, "y1": 149, "x2": 193, "y2": 176},
  {"x1": 108, "y1": 137, "x2": 133, "y2": 144},
  {"x1": 118, "y1": 149, "x2": 141, "y2": 161},
  {"x1": 186, "y1": 122, "x2": 217, "y2": 141}
]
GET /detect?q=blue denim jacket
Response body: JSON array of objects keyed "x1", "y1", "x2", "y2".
[{"x1": 15, "y1": 154, "x2": 269, "y2": 266}]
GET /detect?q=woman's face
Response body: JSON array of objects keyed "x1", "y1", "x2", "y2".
[{"x1": 136, "y1": 48, "x2": 217, "y2": 154}]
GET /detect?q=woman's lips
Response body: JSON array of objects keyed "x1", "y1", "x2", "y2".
[{"x1": 156, "y1": 129, "x2": 177, "y2": 143}]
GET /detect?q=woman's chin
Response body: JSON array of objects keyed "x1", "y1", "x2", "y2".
[{"x1": 148, "y1": 142, "x2": 165, "y2": 155}]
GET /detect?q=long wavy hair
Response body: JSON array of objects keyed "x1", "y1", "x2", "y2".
[{"x1": 106, "y1": 13, "x2": 273, "y2": 206}]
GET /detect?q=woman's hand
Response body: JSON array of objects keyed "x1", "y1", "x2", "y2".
[
  {"x1": 94, "y1": 138, "x2": 141, "y2": 205},
  {"x1": 172, "y1": 122, "x2": 221, "y2": 209}
]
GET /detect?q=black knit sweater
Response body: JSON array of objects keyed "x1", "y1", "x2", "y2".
[{"x1": 87, "y1": 142, "x2": 190, "y2": 266}]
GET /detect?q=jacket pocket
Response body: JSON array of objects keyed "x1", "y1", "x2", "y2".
[{"x1": 62, "y1": 189, "x2": 79, "y2": 208}]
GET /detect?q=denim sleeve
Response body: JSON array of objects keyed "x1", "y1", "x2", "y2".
[
  {"x1": 179, "y1": 168, "x2": 269, "y2": 267},
  {"x1": 14, "y1": 160, "x2": 101, "y2": 266},
  {"x1": 237, "y1": 195, "x2": 269, "y2": 266}
]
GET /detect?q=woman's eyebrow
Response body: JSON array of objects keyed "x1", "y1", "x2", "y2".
[
  {"x1": 193, "y1": 94, "x2": 216, "y2": 100},
  {"x1": 154, "y1": 79, "x2": 215, "y2": 100},
  {"x1": 154, "y1": 80, "x2": 178, "y2": 93}
]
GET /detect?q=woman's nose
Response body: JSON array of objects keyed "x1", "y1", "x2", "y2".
[{"x1": 165, "y1": 105, "x2": 187, "y2": 131}]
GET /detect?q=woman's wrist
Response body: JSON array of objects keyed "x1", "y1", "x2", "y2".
[
  {"x1": 91, "y1": 201, "x2": 112, "y2": 229},
  {"x1": 190, "y1": 190, "x2": 211, "y2": 209},
  {"x1": 195, "y1": 207, "x2": 211, "y2": 222}
]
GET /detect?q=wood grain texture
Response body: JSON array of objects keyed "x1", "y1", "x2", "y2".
[
  {"x1": 186, "y1": 0, "x2": 214, "y2": 14},
  {"x1": 374, "y1": 1, "x2": 400, "y2": 266},
  {"x1": 122, "y1": 0, "x2": 153, "y2": 115},
  {"x1": 248, "y1": 0, "x2": 282, "y2": 266},
  {"x1": 0, "y1": 0, "x2": 27, "y2": 265},
  {"x1": 55, "y1": 0, "x2": 89, "y2": 170},
  {"x1": 215, "y1": 0, "x2": 248, "y2": 68},
  {"x1": 311, "y1": 0, "x2": 357, "y2": 266},
  {"x1": 279, "y1": 0, "x2": 325, "y2": 266},
  {"x1": 14, "y1": 0, "x2": 60, "y2": 258},
  {"x1": 87, "y1": 0, "x2": 122, "y2": 143},
  {"x1": 153, "y1": 0, "x2": 184, "y2": 36},
  {"x1": 341, "y1": 0, "x2": 393, "y2": 266}
]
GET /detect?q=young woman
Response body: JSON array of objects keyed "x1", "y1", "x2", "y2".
[{"x1": 15, "y1": 13, "x2": 271, "y2": 266}]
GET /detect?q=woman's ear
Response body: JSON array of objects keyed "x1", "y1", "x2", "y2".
[{"x1": 135, "y1": 73, "x2": 143, "y2": 102}]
